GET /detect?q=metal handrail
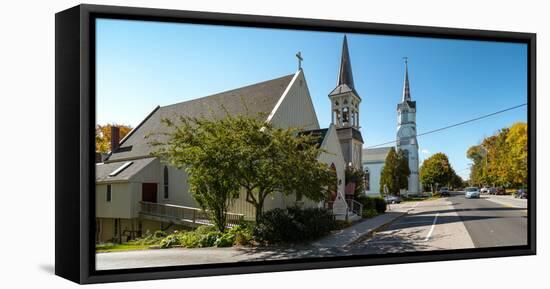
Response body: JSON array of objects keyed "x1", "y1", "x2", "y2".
[
  {"x1": 139, "y1": 201, "x2": 244, "y2": 226},
  {"x1": 345, "y1": 198, "x2": 363, "y2": 217}
]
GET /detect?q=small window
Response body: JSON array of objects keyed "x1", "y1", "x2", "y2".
[
  {"x1": 106, "y1": 184, "x2": 112, "y2": 202},
  {"x1": 364, "y1": 168, "x2": 370, "y2": 191},
  {"x1": 163, "y1": 166, "x2": 169, "y2": 199}
]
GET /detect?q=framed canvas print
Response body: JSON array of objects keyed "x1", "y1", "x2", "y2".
[{"x1": 55, "y1": 4, "x2": 536, "y2": 284}]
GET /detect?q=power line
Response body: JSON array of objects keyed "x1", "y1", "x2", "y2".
[{"x1": 366, "y1": 103, "x2": 527, "y2": 149}]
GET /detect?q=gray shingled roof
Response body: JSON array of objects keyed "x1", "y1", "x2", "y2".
[
  {"x1": 96, "y1": 157, "x2": 156, "y2": 183},
  {"x1": 107, "y1": 74, "x2": 294, "y2": 162},
  {"x1": 363, "y1": 147, "x2": 392, "y2": 163},
  {"x1": 299, "y1": 128, "x2": 329, "y2": 147}
]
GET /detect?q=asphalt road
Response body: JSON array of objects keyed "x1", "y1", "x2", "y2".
[
  {"x1": 447, "y1": 191, "x2": 528, "y2": 248},
  {"x1": 352, "y1": 198, "x2": 474, "y2": 254},
  {"x1": 96, "y1": 192, "x2": 528, "y2": 270}
]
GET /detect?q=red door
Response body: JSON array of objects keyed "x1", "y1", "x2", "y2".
[{"x1": 142, "y1": 183, "x2": 158, "y2": 203}]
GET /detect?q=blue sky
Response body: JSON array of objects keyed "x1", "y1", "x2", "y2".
[{"x1": 96, "y1": 19, "x2": 527, "y2": 179}]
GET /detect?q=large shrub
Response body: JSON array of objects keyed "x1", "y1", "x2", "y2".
[
  {"x1": 356, "y1": 195, "x2": 386, "y2": 216},
  {"x1": 199, "y1": 231, "x2": 222, "y2": 247},
  {"x1": 179, "y1": 231, "x2": 201, "y2": 248},
  {"x1": 129, "y1": 230, "x2": 167, "y2": 246},
  {"x1": 373, "y1": 197, "x2": 387, "y2": 213},
  {"x1": 253, "y1": 207, "x2": 337, "y2": 244},
  {"x1": 159, "y1": 234, "x2": 180, "y2": 248}
]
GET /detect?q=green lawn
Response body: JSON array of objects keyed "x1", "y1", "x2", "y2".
[{"x1": 96, "y1": 243, "x2": 152, "y2": 253}]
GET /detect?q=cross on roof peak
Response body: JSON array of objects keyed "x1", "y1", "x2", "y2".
[{"x1": 296, "y1": 51, "x2": 303, "y2": 70}]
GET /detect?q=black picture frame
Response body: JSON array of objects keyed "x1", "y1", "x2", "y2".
[{"x1": 55, "y1": 4, "x2": 536, "y2": 284}]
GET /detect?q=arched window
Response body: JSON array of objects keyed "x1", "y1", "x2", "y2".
[
  {"x1": 329, "y1": 163, "x2": 337, "y2": 201},
  {"x1": 364, "y1": 168, "x2": 370, "y2": 191},
  {"x1": 403, "y1": 149, "x2": 410, "y2": 160},
  {"x1": 163, "y1": 166, "x2": 169, "y2": 199},
  {"x1": 342, "y1": 107, "x2": 349, "y2": 124}
]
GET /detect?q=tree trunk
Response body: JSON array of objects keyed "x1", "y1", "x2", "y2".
[{"x1": 255, "y1": 198, "x2": 265, "y2": 223}]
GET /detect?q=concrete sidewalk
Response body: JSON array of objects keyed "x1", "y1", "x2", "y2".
[
  {"x1": 311, "y1": 212, "x2": 405, "y2": 248},
  {"x1": 482, "y1": 194, "x2": 527, "y2": 209}
]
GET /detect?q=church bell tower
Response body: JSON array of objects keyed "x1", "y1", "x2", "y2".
[
  {"x1": 396, "y1": 58, "x2": 420, "y2": 195},
  {"x1": 329, "y1": 35, "x2": 363, "y2": 170}
]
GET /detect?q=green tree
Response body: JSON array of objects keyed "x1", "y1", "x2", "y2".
[
  {"x1": 419, "y1": 152, "x2": 454, "y2": 194},
  {"x1": 379, "y1": 148, "x2": 410, "y2": 196},
  {"x1": 506, "y1": 122, "x2": 528, "y2": 187},
  {"x1": 467, "y1": 145, "x2": 486, "y2": 187},
  {"x1": 449, "y1": 170, "x2": 464, "y2": 190},
  {"x1": 397, "y1": 149, "x2": 411, "y2": 190},
  {"x1": 152, "y1": 112, "x2": 336, "y2": 223},
  {"x1": 466, "y1": 122, "x2": 527, "y2": 189},
  {"x1": 151, "y1": 115, "x2": 242, "y2": 232},
  {"x1": 230, "y1": 118, "x2": 335, "y2": 221},
  {"x1": 346, "y1": 166, "x2": 365, "y2": 198}
]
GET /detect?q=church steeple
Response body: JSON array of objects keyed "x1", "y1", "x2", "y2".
[
  {"x1": 329, "y1": 35, "x2": 361, "y2": 129},
  {"x1": 396, "y1": 57, "x2": 420, "y2": 196},
  {"x1": 328, "y1": 35, "x2": 363, "y2": 170},
  {"x1": 402, "y1": 57, "x2": 411, "y2": 102},
  {"x1": 337, "y1": 35, "x2": 355, "y2": 90}
]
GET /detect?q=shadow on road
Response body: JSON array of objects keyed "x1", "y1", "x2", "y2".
[
  {"x1": 353, "y1": 228, "x2": 434, "y2": 253},
  {"x1": 386, "y1": 214, "x2": 502, "y2": 231},
  {"x1": 233, "y1": 246, "x2": 357, "y2": 262},
  {"x1": 410, "y1": 206, "x2": 525, "y2": 218}
]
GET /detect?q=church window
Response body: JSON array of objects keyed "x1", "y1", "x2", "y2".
[
  {"x1": 402, "y1": 113, "x2": 409, "y2": 123},
  {"x1": 364, "y1": 168, "x2": 370, "y2": 191},
  {"x1": 344, "y1": 99, "x2": 348, "y2": 104},
  {"x1": 163, "y1": 166, "x2": 169, "y2": 199},
  {"x1": 335, "y1": 100, "x2": 339, "y2": 106},
  {"x1": 328, "y1": 163, "x2": 338, "y2": 202},
  {"x1": 106, "y1": 184, "x2": 112, "y2": 202}
]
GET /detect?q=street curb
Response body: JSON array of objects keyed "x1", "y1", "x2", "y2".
[
  {"x1": 344, "y1": 211, "x2": 407, "y2": 247},
  {"x1": 311, "y1": 212, "x2": 407, "y2": 248}
]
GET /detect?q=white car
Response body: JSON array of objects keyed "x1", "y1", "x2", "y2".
[{"x1": 465, "y1": 187, "x2": 480, "y2": 199}]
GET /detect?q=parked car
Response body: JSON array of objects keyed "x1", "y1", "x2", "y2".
[
  {"x1": 465, "y1": 187, "x2": 480, "y2": 199},
  {"x1": 480, "y1": 187, "x2": 489, "y2": 194},
  {"x1": 514, "y1": 189, "x2": 528, "y2": 199},
  {"x1": 439, "y1": 187, "x2": 450, "y2": 197},
  {"x1": 488, "y1": 187, "x2": 497, "y2": 194},
  {"x1": 495, "y1": 187, "x2": 506, "y2": 195},
  {"x1": 384, "y1": 195, "x2": 402, "y2": 204}
]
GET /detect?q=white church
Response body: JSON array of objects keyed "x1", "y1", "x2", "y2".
[
  {"x1": 94, "y1": 35, "x2": 372, "y2": 243},
  {"x1": 362, "y1": 59, "x2": 421, "y2": 197},
  {"x1": 94, "y1": 35, "x2": 421, "y2": 242}
]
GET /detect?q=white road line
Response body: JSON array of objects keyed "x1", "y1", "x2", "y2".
[
  {"x1": 395, "y1": 221, "x2": 435, "y2": 225},
  {"x1": 424, "y1": 212, "x2": 439, "y2": 241}
]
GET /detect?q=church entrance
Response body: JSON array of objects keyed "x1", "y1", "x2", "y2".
[{"x1": 142, "y1": 183, "x2": 158, "y2": 203}]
